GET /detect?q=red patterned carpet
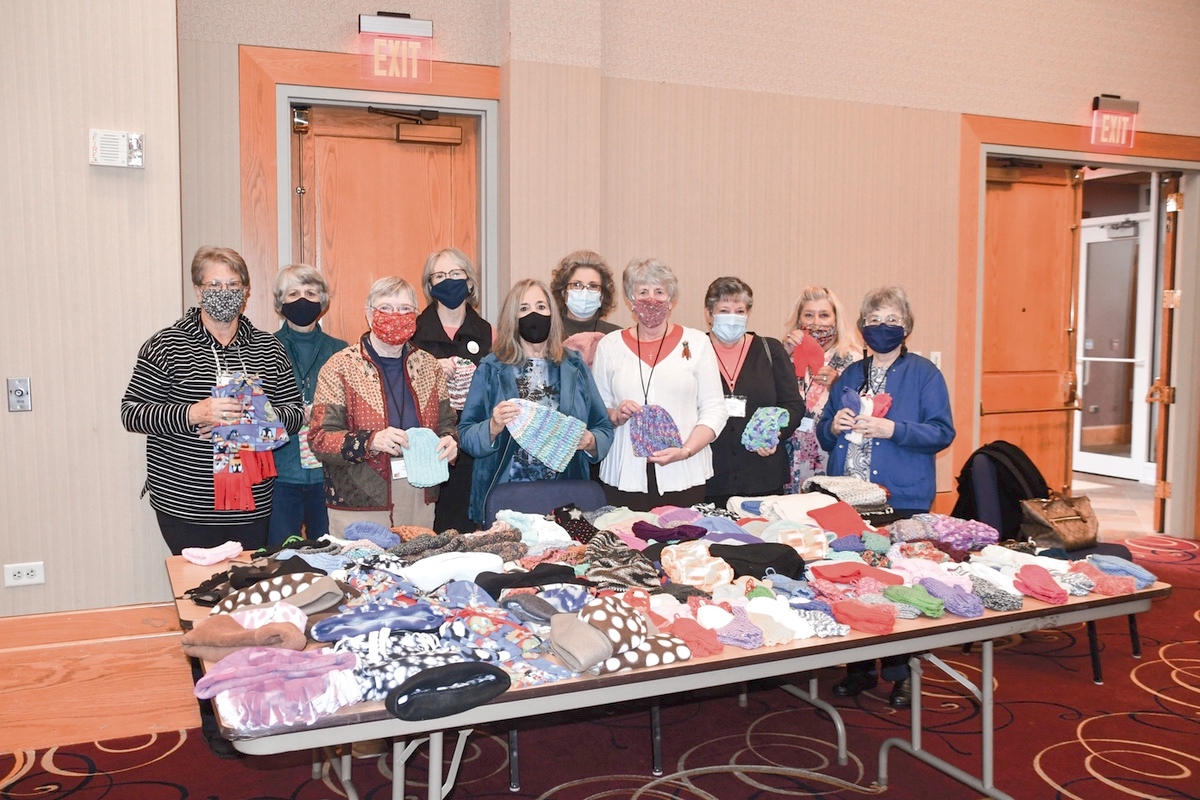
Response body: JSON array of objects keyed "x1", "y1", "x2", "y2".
[{"x1": 3, "y1": 535, "x2": 1198, "y2": 800}]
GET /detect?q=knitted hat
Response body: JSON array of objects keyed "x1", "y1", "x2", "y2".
[
  {"x1": 1013, "y1": 564, "x2": 1067, "y2": 605},
  {"x1": 808, "y1": 502, "x2": 870, "y2": 537},
  {"x1": 741, "y1": 406, "x2": 790, "y2": 451},
  {"x1": 831, "y1": 598, "x2": 897, "y2": 635},
  {"x1": 504, "y1": 398, "x2": 587, "y2": 473},
  {"x1": 344, "y1": 521, "x2": 400, "y2": 549},
  {"x1": 401, "y1": 427, "x2": 450, "y2": 488},
  {"x1": 385, "y1": 661, "x2": 510, "y2": 721},
  {"x1": 629, "y1": 404, "x2": 683, "y2": 457},
  {"x1": 445, "y1": 357, "x2": 477, "y2": 411}
]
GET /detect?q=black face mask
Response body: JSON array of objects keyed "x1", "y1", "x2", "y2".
[
  {"x1": 280, "y1": 297, "x2": 322, "y2": 327},
  {"x1": 518, "y1": 311, "x2": 552, "y2": 344}
]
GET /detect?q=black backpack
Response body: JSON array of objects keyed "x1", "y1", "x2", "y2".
[{"x1": 951, "y1": 440, "x2": 1051, "y2": 540}]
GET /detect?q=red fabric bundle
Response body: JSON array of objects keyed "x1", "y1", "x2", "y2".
[
  {"x1": 1013, "y1": 564, "x2": 1067, "y2": 605},
  {"x1": 811, "y1": 561, "x2": 904, "y2": 586},
  {"x1": 666, "y1": 617, "x2": 724, "y2": 657},
  {"x1": 832, "y1": 598, "x2": 897, "y2": 635},
  {"x1": 808, "y1": 502, "x2": 870, "y2": 537}
]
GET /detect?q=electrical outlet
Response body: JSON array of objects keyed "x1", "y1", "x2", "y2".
[{"x1": 4, "y1": 562, "x2": 45, "y2": 587}]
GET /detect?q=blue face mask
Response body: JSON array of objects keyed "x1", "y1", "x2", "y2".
[
  {"x1": 861, "y1": 322, "x2": 906, "y2": 354},
  {"x1": 566, "y1": 288, "x2": 603, "y2": 319},
  {"x1": 430, "y1": 278, "x2": 470, "y2": 310},
  {"x1": 710, "y1": 313, "x2": 748, "y2": 344}
]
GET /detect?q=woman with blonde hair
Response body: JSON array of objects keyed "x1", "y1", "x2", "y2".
[
  {"x1": 458, "y1": 279, "x2": 613, "y2": 524},
  {"x1": 781, "y1": 285, "x2": 861, "y2": 490}
]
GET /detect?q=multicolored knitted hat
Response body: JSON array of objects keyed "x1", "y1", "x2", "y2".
[
  {"x1": 446, "y1": 357, "x2": 476, "y2": 411},
  {"x1": 741, "y1": 406, "x2": 790, "y2": 450},
  {"x1": 505, "y1": 398, "x2": 587, "y2": 473},
  {"x1": 401, "y1": 427, "x2": 450, "y2": 488},
  {"x1": 629, "y1": 404, "x2": 683, "y2": 457}
]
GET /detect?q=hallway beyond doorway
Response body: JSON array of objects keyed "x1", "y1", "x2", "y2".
[{"x1": 1072, "y1": 472, "x2": 1156, "y2": 540}]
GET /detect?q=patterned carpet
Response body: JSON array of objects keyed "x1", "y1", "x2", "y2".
[{"x1": 3, "y1": 535, "x2": 1198, "y2": 800}]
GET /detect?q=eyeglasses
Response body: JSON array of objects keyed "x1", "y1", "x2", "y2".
[
  {"x1": 373, "y1": 304, "x2": 417, "y2": 315},
  {"x1": 864, "y1": 314, "x2": 903, "y2": 327},
  {"x1": 567, "y1": 281, "x2": 602, "y2": 293},
  {"x1": 429, "y1": 269, "x2": 468, "y2": 283},
  {"x1": 201, "y1": 280, "x2": 245, "y2": 291}
]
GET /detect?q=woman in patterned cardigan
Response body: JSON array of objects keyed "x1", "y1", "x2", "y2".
[{"x1": 310, "y1": 277, "x2": 458, "y2": 534}]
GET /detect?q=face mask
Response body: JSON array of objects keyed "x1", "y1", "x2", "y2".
[
  {"x1": 371, "y1": 310, "x2": 417, "y2": 346},
  {"x1": 518, "y1": 311, "x2": 552, "y2": 344},
  {"x1": 200, "y1": 288, "x2": 246, "y2": 324},
  {"x1": 710, "y1": 313, "x2": 747, "y2": 344},
  {"x1": 633, "y1": 297, "x2": 670, "y2": 329},
  {"x1": 430, "y1": 278, "x2": 470, "y2": 310},
  {"x1": 860, "y1": 323, "x2": 906, "y2": 354},
  {"x1": 804, "y1": 323, "x2": 837, "y2": 349},
  {"x1": 280, "y1": 297, "x2": 322, "y2": 328},
  {"x1": 566, "y1": 289, "x2": 602, "y2": 319}
]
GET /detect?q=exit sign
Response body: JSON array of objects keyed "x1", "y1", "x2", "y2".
[
  {"x1": 1091, "y1": 110, "x2": 1136, "y2": 148},
  {"x1": 360, "y1": 35, "x2": 433, "y2": 83}
]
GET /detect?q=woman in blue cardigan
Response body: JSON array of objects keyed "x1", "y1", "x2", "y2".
[
  {"x1": 459, "y1": 279, "x2": 614, "y2": 525},
  {"x1": 816, "y1": 285, "x2": 955, "y2": 708}
]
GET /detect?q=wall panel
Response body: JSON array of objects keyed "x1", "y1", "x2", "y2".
[{"x1": 0, "y1": 1, "x2": 181, "y2": 616}]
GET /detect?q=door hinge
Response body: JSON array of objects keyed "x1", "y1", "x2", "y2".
[
  {"x1": 295, "y1": 186, "x2": 307, "y2": 195},
  {"x1": 1166, "y1": 192, "x2": 1183, "y2": 212},
  {"x1": 1163, "y1": 289, "x2": 1181, "y2": 309},
  {"x1": 1146, "y1": 383, "x2": 1175, "y2": 404},
  {"x1": 1155, "y1": 480, "x2": 1171, "y2": 500}
]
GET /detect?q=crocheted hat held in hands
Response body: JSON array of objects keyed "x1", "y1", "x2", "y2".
[
  {"x1": 505, "y1": 398, "x2": 588, "y2": 473},
  {"x1": 629, "y1": 404, "x2": 683, "y2": 458}
]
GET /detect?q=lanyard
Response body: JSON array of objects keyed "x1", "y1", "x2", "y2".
[
  {"x1": 711, "y1": 334, "x2": 749, "y2": 391},
  {"x1": 636, "y1": 325, "x2": 669, "y2": 405},
  {"x1": 285, "y1": 337, "x2": 323, "y2": 401}
]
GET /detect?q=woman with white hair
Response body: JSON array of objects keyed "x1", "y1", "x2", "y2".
[
  {"x1": 265, "y1": 264, "x2": 348, "y2": 545},
  {"x1": 817, "y1": 284, "x2": 954, "y2": 709},
  {"x1": 591, "y1": 258, "x2": 728, "y2": 511},
  {"x1": 411, "y1": 247, "x2": 493, "y2": 532},
  {"x1": 310, "y1": 276, "x2": 458, "y2": 534}
]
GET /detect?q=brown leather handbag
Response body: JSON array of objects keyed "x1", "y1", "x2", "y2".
[{"x1": 1018, "y1": 493, "x2": 1099, "y2": 551}]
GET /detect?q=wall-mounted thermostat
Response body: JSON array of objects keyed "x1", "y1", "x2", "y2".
[{"x1": 89, "y1": 129, "x2": 144, "y2": 168}]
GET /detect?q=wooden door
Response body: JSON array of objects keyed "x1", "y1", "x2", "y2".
[
  {"x1": 979, "y1": 164, "x2": 1082, "y2": 493},
  {"x1": 291, "y1": 105, "x2": 479, "y2": 341}
]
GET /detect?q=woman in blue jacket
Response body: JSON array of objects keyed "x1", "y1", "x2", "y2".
[
  {"x1": 459, "y1": 279, "x2": 614, "y2": 525},
  {"x1": 816, "y1": 285, "x2": 954, "y2": 708}
]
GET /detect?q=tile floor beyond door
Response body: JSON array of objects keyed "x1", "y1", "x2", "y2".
[{"x1": 1071, "y1": 472, "x2": 1156, "y2": 540}]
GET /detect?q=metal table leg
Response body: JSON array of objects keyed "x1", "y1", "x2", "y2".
[{"x1": 877, "y1": 644, "x2": 1015, "y2": 800}]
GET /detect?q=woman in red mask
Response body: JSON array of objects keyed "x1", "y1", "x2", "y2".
[
  {"x1": 310, "y1": 276, "x2": 459, "y2": 534},
  {"x1": 591, "y1": 258, "x2": 729, "y2": 511}
]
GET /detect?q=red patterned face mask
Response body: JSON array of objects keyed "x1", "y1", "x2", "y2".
[{"x1": 371, "y1": 310, "x2": 416, "y2": 346}]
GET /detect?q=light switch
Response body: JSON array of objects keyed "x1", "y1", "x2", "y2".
[{"x1": 7, "y1": 378, "x2": 31, "y2": 412}]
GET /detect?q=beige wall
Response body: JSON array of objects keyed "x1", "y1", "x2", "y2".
[
  {"x1": 0, "y1": 1, "x2": 181, "y2": 616},
  {"x1": 4, "y1": 1, "x2": 1199, "y2": 615}
]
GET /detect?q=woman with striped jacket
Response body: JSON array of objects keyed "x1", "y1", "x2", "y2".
[{"x1": 121, "y1": 246, "x2": 304, "y2": 554}]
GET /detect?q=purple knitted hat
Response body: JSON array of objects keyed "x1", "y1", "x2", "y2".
[
  {"x1": 505, "y1": 398, "x2": 588, "y2": 473},
  {"x1": 629, "y1": 404, "x2": 683, "y2": 457}
]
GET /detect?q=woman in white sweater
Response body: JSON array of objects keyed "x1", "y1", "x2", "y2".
[{"x1": 591, "y1": 258, "x2": 728, "y2": 511}]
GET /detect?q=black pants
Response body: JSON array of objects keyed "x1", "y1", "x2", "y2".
[
  {"x1": 155, "y1": 511, "x2": 269, "y2": 556},
  {"x1": 603, "y1": 463, "x2": 706, "y2": 513},
  {"x1": 434, "y1": 454, "x2": 478, "y2": 532}
]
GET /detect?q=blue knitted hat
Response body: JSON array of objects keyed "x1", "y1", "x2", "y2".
[
  {"x1": 402, "y1": 427, "x2": 450, "y2": 488},
  {"x1": 505, "y1": 398, "x2": 587, "y2": 473},
  {"x1": 629, "y1": 404, "x2": 683, "y2": 457},
  {"x1": 741, "y1": 406, "x2": 790, "y2": 450}
]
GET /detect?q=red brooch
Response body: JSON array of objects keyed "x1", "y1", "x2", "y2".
[{"x1": 682, "y1": 340, "x2": 691, "y2": 360}]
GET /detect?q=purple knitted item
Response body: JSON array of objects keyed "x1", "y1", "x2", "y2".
[
  {"x1": 505, "y1": 398, "x2": 588, "y2": 473},
  {"x1": 629, "y1": 404, "x2": 683, "y2": 457},
  {"x1": 716, "y1": 607, "x2": 764, "y2": 650},
  {"x1": 632, "y1": 521, "x2": 707, "y2": 543},
  {"x1": 916, "y1": 513, "x2": 1000, "y2": 551},
  {"x1": 920, "y1": 578, "x2": 984, "y2": 618},
  {"x1": 828, "y1": 535, "x2": 866, "y2": 553},
  {"x1": 655, "y1": 506, "x2": 703, "y2": 527}
]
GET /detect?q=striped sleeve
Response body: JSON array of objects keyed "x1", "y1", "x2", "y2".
[{"x1": 121, "y1": 331, "x2": 197, "y2": 436}]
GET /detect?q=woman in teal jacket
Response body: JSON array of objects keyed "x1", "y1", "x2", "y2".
[{"x1": 459, "y1": 279, "x2": 613, "y2": 525}]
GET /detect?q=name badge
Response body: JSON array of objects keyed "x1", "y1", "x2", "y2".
[
  {"x1": 725, "y1": 395, "x2": 747, "y2": 417},
  {"x1": 390, "y1": 457, "x2": 408, "y2": 480},
  {"x1": 800, "y1": 417, "x2": 815, "y2": 432}
]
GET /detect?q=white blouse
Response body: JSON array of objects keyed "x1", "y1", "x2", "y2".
[{"x1": 591, "y1": 325, "x2": 728, "y2": 493}]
